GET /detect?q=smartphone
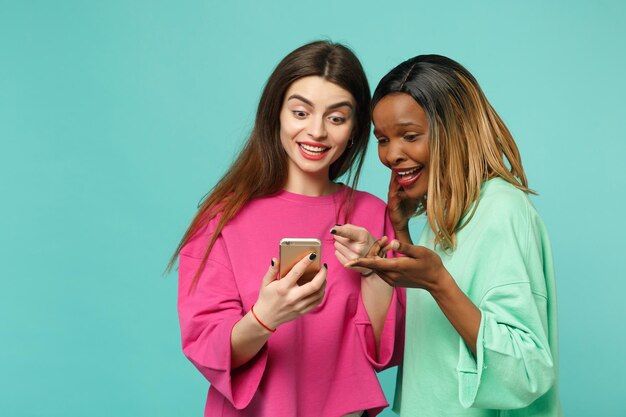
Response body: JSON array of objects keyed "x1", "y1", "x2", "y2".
[{"x1": 279, "y1": 238, "x2": 322, "y2": 285}]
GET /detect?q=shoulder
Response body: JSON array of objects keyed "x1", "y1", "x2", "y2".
[
  {"x1": 351, "y1": 188, "x2": 387, "y2": 211},
  {"x1": 465, "y1": 178, "x2": 552, "y2": 256},
  {"x1": 457, "y1": 178, "x2": 539, "y2": 252},
  {"x1": 347, "y1": 189, "x2": 390, "y2": 232},
  {"x1": 473, "y1": 178, "x2": 535, "y2": 228},
  {"x1": 179, "y1": 211, "x2": 230, "y2": 259},
  {"x1": 478, "y1": 179, "x2": 552, "y2": 254},
  {"x1": 478, "y1": 178, "x2": 531, "y2": 212}
]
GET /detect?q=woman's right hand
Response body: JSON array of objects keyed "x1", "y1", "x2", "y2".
[
  {"x1": 252, "y1": 253, "x2": 327, "y2": 330},
  {"x1": 388, "y1": 172, "x2": 419, "y2": 242}
]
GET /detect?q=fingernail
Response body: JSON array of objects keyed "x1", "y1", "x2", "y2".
[
  {"x1": 271, "y1": 259, "x2": 275, "y2": 266},
  {"x1": 323, "y1": 263, "x2": 328, "y2": 269},
  {"x1": 309, "y1": 253, "x2": 317, "y2": 260},
  {"x1": 330, "y1": 229, "x2": 336, "y2": 235},
  {"x1": 335, "y1": 223, "x2": 342, "y2": 226}
]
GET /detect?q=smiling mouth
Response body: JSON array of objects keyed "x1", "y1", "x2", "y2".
[
  {"x1": 298, "y1": 142, "x2": 330, "y2": 156},
  {"x1": 395, "y1": 166, "x2": 423, "y2": 186}
]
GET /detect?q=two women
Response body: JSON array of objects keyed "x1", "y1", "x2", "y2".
[{"x1": 173, "y1": 43, "x2": 561, "y2": 416}]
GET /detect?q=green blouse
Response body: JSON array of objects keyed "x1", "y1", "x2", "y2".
[{"x1": 394, "y1": 177, "x2": 562, "y2": 416}]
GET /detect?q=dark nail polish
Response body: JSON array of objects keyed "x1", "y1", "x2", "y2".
[
  {"x1": 335, "y1": 223, "x2": 342, "y2": 226},
  {"x1": 309, "y1": 253, "x2": 317, "y2": 260},
  {"x1": 323, "y1": 263, "x2": 328, "y2": 269},
  {"x1": 330, "y1": 229, "x2": 336, "y2": 234},
  {"x1": 271, "y1": 259, "x2": 274, "y2": 267}
]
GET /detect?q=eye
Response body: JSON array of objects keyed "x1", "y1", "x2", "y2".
[
  {"x1": 376, "y1": 136, "x2": 389, "y2": 145},
  {"x1": 292, "y1": 110, "x2": 308, "y2": 119},
  {"x1": 328, "y1": 115, "x2": 346, "y2": 125},
  {"x1": 403, "y1": 133, "x2": 419, "y2": 142}
]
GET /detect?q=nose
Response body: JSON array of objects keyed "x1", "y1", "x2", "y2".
[
  {"x1": 383, "y1": 139, "x2": 407, "y2": 167},
  {"x1": 307, "y1": 115, "x2": 327, "y2": 140}
]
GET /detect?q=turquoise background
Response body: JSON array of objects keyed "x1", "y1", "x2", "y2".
[{"x1": 1, "y1": 1, "x2": 625, "y2": 416}]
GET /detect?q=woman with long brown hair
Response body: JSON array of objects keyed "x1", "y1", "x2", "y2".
[
  {"x1": 171, "y1": 41, "x2": 404, "y2": 417},
  {"x1": 347, "y1": 55, "x2": 562, "y2": 416}
]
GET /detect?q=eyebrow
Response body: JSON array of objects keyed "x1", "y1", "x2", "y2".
[
  {"x1": 373, "y1": 122, "x2": 425, "y2": 136},
  {"x1": 396, "y1": 122, "x2": 423, "y2": 127},
  {"x1": 287, "y1": 94, "x2": 354, "y2": 110}
]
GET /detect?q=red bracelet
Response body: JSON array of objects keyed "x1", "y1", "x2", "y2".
[{"x1": 251, "y1": 304, "x2": 276, "y2": 333}]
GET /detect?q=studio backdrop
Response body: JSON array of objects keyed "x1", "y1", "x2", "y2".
[{"x1": 1, "y1": 1, "x2": 624, "y2": 416}]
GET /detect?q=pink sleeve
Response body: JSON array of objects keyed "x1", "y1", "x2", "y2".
[
  {"x1": 355, "y1": 288, "x2": 405, "y2": 371},
  {"x1": 354, "y1": 210, "x2": 406, "y2": 371},
  {"x1": 177, "y1": 230, "x2": 267, "y2": 409}
]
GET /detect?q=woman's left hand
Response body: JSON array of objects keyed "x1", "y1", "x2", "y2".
[
  {"x1": 331, "y1": 224, "x2": 378, "y2": 275},
  {"x1": 345, "y1": 239, "x2": 447, "y2": 291}
]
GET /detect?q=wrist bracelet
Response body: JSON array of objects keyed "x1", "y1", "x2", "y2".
[
  {"x1": 251, "y1": 304, "x2": 276, "y2": 333},
  {"x1": 360, "y1": 269, "x2": 376, "y2": 277}
]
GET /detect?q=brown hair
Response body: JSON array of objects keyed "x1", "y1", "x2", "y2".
[
  {"x1": 372, "y1": 54, "x2": 533, "y2": 251},
  {"x1": 168, "y1": 41, "x2": 371, "y2": 288}
]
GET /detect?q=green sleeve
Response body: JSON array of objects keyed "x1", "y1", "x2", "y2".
[
  {"x1": 457, "y1": 283, "x2": 555, "y2": 408},
  {"x1": 456, "y1": 190, "x2": 557, "y2": 409}
]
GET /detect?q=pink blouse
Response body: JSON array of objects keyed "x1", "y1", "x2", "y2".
[{"x1": 178, "y1": 188, "x2": 405, "y2": 416}]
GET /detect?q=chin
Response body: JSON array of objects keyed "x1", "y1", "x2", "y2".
[{"x1": 404, "y1": 185, "x2": 428, "y2": 201}]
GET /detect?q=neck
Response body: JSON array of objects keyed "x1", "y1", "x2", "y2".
[{"x1": 283, "y1": 170, "x2": 339, "y2": 197}]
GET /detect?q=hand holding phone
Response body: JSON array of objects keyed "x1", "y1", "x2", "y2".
[
  {"x1": 252, "y1": 241, "x2": 327, "y2": 330},
  {"x1": 279, "y1": 238, "x2": 322, "y2": 286}
]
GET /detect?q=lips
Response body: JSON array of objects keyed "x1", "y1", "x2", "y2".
[
  {"x1": 394, "y1": 166, "x2": 423, "y2": 187},
  {"x1": 297, "y1": 142, "x2": 330, "y2": 161}
]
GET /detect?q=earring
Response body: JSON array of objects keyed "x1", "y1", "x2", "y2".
[{"x1": 348, "y1": 138, "x2": 354, "y2": 148}]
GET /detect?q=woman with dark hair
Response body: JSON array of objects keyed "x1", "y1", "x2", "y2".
[
  {"x1": 170, "y1": 41, "x2": 404, "y2": 417},
  {"x1": 347, "y1": 55, "x2": 562, "y2": 416}
]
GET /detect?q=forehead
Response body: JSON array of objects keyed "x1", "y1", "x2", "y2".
[
  {"x1": 372, "y1": 93, "x2": 427, "y2": 125},
  {"x1": 284, "y1": 76, "x2": 355, "y2": 105}
]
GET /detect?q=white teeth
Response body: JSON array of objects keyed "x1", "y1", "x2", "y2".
[
  {"x1": 300, "y1": 143, "x2": 327, "y2": 153},
  {"x1": 398, "y1": 167, "x2": 420, "y2": 176}
]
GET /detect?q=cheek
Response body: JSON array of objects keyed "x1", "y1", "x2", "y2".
[
  {"x1": 337, "y1": 128, "x2": 352, "y2": 150},
  {"x1": 377, "y1": 147, "x2": 390, "y2": 167},
  {"x1": 422, "y1": 168, "x2": 430, "y2": 186},
  {"x1": 422, "y1": 144, "x2": 430, "y2": 163},
  {"x1": 417, "y1": 167, "x2": 430, "y2": 197},
  {"x1": 279, "y1": 112, "x2": 303, "y2": 140},
  {"x1": 334, "y1": 121, "x2": 353, "y2": 144},
  {"x1": 279, "y1": 123, "x2": 298, "y2": 154},
  {"x1": 328, "y1": 123, "x2": 353, "y2": 155},
  {"x1": 408, "y1": 141, "x2": 430, "y2": 164},
  {"x1": 328, "y1": 133, "x2": 351, "y2": 164},
  {"x1": 420, "y1": 139, "x2": 430, "y2": 161}
]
